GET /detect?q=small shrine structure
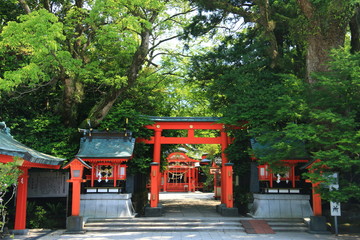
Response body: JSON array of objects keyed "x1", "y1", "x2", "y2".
[
  {"x1": 64, "y1": 129, "x2": 136, "y2": 232},
  {"x1": 161, "y1": 152, "x2": 202, "y2": 192},
  {"x1": 0, "y1": 122, "x2": 64, "y2": 234},
  {"x1": 249, "y1": 138, "x2": 314, "y2": 218}
]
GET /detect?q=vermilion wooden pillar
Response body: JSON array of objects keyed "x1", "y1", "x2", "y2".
[
  {"x1": 163, "y1": 170, "x2": 167, "y2": 192},
  {"x1": 312, "y1": 182, "x2": 322, "y2": 216},
  {"x1": 306, "y1": 160, "x2": 323, "y2": 216},
  {"x1": 224, "y1": 163, "x2": 234, "y2": 208},
  {"x1": 14, "y1": 167, "x2": 29, "y2": 230},
  {"x1": 69, "y1": 179, "x2": 82, "y2": 216},
  {"x1": 153, "y1": 128, "x2": 162, "y2": 163},
  {"x1": 150, "y1": 129, "x2": 162, "y2": 207},
  {"x1": 220, "y1": 130, "x2": 229, "y2": 204},
  {"x1": 150, "y1": 162, "x2": 160, "y2": 207}
]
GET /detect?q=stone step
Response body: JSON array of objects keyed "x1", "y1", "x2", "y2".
[
  {"x1": 271, "y1": 226, "x2": 308, "y2": 232},
  {"x1": 267, "y1": 219, "x2": 308, "y2": 232},
  {"x1": 85, "y1": 222, "x2": 241, "y2": 228},
  {"x1": 84, "y1": 226, "x2": 244, "y2": 232},
  {"x1": 84, "y1": 218, "x2": 309, "y2": 233},
  {"x1": 86, "y1": 217, "x2": 243, "y2": 223},
  {"x1": 84, "y1": 218, "x2": 244, "y2": 232}
]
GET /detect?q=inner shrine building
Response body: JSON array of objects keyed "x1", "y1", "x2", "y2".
[{"x1": 64, "y1": 129, "x2": 136, "y2": 228}]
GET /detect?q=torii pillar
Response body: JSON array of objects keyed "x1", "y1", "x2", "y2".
[
  {"x1": 217, "y1": 131, "x2": 238, "y2": 216},
  {"x1": 145, "y1": 128, "x2": 163, "y2": 216}
]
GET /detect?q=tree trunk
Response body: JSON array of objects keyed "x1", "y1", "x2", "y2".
[
  {"x1": 61, "y1": 78, "x2": 83, "y2": 127},
  {"x1": 350, "y1": 7, "x2": 360, "y2": 54},
  {"x1": 297, "y1": 0, "x2": 348, "y2": 83},
  {"x1": 81, "y1": 27, "x2": 153, "y2": 128},
  {"x1": 257, "y1": 0, "x2": 278, "y2": 68},
  {"x1": 18, "y1": 0, "x2": 31, "y2": 14},
  {"x1": 306, "y1": 27, "x2": 346, "y2": 83}
]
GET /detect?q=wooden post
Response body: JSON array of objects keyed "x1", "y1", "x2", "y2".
[
  {"x1": 113, "y1": 164, "x2": 117, "y2": 187},
  {"x1": 163, "y1": 170, "x2": 167, "y2": 192},
  {"x1": 224, "y1": 163, "x2": 234, "y2": 208},
  {"x1": 70, "y1": 179, "x2": 82, "y2": 216},
  {"x1": 312, "y1": 182, "x2": 322, "y2": 216},
  {"x1": 91, "y1": 163, "x2": 95, "y2": 187},
  {"x1": 220, "y1": 129, "x2": 228, "y2": 204},
  {"x1": 14, "y1": 167, "x2": 29, "y2": 230},
  {"x1": 153, "y1": 128, "x2": 162, "y2": 164},
  {"x1": 291, "y1": 165, "x2": 296, "y2": 188},
  {"x1": 150, "y1": 162, "x2": 160, "y2": 207}
]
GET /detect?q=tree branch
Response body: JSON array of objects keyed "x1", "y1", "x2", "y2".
[
  {"x1": 149, "y1": 34, "x2": 183, "y2": 52},
  {"x1": 18, "y1": 0, "x2": 31, "y2": 14}
]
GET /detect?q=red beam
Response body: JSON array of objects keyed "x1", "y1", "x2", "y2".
[
  {"x1": 145, "y1": 122, "x2": 225, "y2": 130},
  {"x1": 22, "y1": 161, "x2": 61, "y2": 169},
  {"x1": 138, "y1": 136, "x2": 223, "y2": 144},
  {"x1": 81, "y1": 158, "x2": 129, "y2": 163},
  {"x1": 0, "y1": 154, "x2": 14, "y2": 163}
]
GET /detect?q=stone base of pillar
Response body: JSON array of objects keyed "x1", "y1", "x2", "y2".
[
  {"x1": 10, "y1": 229, "x2": 29, "y2": 235},
  {"x1": 144, "y1": 204, "x2": 163, "y2": 217},
  {"x1": 216, "y1": 204, "x2": 239, "y2": 216},
  {"x1": 66, "y1": 216, "x2": 85, "y2": 234},
  {"x1": 309, "y1": 216, "x2": 330, "y2": 234}
]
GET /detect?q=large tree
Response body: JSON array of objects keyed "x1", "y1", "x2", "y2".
[
  {"x1": 188, "y1": 0, "x2": 358, "y2": 79},
  {"x1": 0, "y1": 0, "x2": 194, "y2": 129},
  {"x1": 187, "y1": 0, "x2": 360, "y2": 202}
]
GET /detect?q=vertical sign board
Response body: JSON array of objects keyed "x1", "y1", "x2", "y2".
[
  {"x1": 330, "y1": 201, "x2": 341, "y2": 216},
  {"x1": 328, "y1": 172, "x2": 341, "y2": 234}
]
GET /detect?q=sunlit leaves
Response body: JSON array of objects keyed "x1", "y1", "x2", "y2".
[{"x1": 0, "y1": 9, "x2": 77, "y2": 91}]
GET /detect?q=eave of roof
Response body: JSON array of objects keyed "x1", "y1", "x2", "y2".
[{"x1": 0, "y1": 130, "x2": 65, "y2": 166}]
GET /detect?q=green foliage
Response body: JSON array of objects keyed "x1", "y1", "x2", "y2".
[
  {"x1": 27, "y1": 203, "x2": 47, "y2": 229},
  {"x1": 0, "y1": 9, "x2": 73, "y2": 92},
  {"x1": 26, "y1": 201, "x2": 66, "y2": 229},
  {"x1": 8, "y1": 115, "x2": 78, "y2": 159},
  {"x1": 0, "y1": 161, "x2": 21, "y2": 234},
  {"x1": 302, "y1": 49, "x2": 360, "y2": 202},
  {"x1": 188, "y1": 0, "x2": 360, "y2": 202},
  {"x1": 199, "y1": 165, "x2": 214, "y2": 192}
]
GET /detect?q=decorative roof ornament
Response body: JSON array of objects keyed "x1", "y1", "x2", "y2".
[{"x1": 0, "y1": 122, "x2": 11, "y2": 136}]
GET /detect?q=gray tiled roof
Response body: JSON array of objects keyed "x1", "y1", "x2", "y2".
[
  {"x1": 76, "y1": 131, "x2": 135, "y2": 158},
  {"x1": 0, "y1": 129, "x2": 65, "y2": 165}
]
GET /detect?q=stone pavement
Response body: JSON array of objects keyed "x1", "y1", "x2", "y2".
[
  {"x1": 10, "y1": 229, "x2": 360, "y2": 240},
  {"x1": 10, "y1": 192, "x2": 360, "y2": 240}
]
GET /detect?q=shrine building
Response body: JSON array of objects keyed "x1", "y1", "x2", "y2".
[
  {"x1": 0, "y1": 122, "x2": 65, "y2": 235},
  {"x1": 0, "y1": 117, "x2": 325, "y2": 233}
]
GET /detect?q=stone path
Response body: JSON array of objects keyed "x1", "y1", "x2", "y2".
[{"x1": 160, "y1": 192, "x2": 221, "y2": 218}]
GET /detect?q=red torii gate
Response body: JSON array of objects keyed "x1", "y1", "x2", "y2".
[{"x1": 137, "y1": 117, "x2": 239, "y2": 213}]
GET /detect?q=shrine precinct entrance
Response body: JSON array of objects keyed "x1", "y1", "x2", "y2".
[{"x1": 138, "y1": 117, "x2": 239, "y2": 216}]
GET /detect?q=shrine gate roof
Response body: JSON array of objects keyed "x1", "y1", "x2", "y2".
[
  {"x1": 250, "y1": 137, "x2": 309, "y2": 160},
  {"x1": 147, "y1": 116, "x2": 222, "y2": 122},
  {"x1": 0, "y1": 127, "x2": 65, "y2": 165},
  {"x1": 76, "y1": 130, "x2": 135, "y2": 159}
]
